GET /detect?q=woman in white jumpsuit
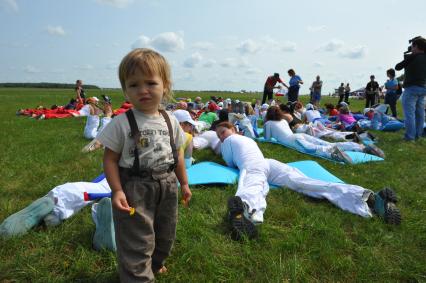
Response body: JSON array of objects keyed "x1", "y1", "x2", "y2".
[
  {"x1": 83, "y1": 99, "x2": 112, "y2": 140},
  {"x1": 263, "y1": 106, "x2": 383, "y2": 163},
  {"x1": 215, "y1": 121, "x2": 400, "y2": 239}
]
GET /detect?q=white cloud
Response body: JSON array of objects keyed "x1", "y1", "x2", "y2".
[
  {"x1": 95, "y1": 0, "x2": 133, "y2": 8},
  {"x1": 192, "y1": 41, "x2": 214, "y2": 51},
  {"x1": 339, "y1": 46, "x2": 367, "y2": 59},
  {"x1": 245, "y1": 68, "x2": 262, "y2": 75},
  {"x1": 313, "y1": 62, "x2": 324, "y2": 67},
  {"x1": 307, "y1": 25, "x2": 326, "y2": 32},
  {"x1": 220, "y1": 58, "x2": 238, "y2": 68},
  {"x1": 282, "y1": 41, "x2": 297, "y2": 52},
  {"x1": 237, "y1": 39, "x2": 261, "y2": 54},
  {"x1": 261, "y1": 36, "x2": 279, "y2": 49},
  {"x1": 151, "y1": 32, "x2": 184, "y2": 52},
  {"x1": 132, "y1": 35, "x2": 151, "y2": 49},
  {"x1": 183, "y1": 52, "x2": 203, "y2": 68},
  {"x1": 202, "y1": 59, "x2": 216, "y2": 68},
  {"x1": 74, "y1": 64, "x2": 94, "y2": 70},
  {"x1": 317, "y1": 39, "x2": 345, "y2": 52},
  {"x1": 46, "y1": 26, "x2": 66, "y2": 36},
  {"x1": 1, "y1": 0, "x2": 18, "y2": 12},
  {"x1": 23, "y1": 65, "x2": 40, "y2": 73},
  {"x1": 132, "y1": 32, "x2": 184, "y2": 52}
]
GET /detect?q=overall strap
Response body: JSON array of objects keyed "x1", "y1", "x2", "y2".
[
  {"x1": 159, "y1": 110, "x2": 179, "y2": 168},
  {"x1": 125, "y1": 109, "x2": 141, "y2": 174}
]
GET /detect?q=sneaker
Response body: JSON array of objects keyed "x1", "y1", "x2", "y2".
[
  {"x1": 0, "y1": 196, "x2": 54, "y2": 238},
  {"x1": 81, "y1": 139, "x2": 102, "y2": 153},
  {"x1": 364, "y1": 144, "x2": 385, "y2": 158},
  {"x1": 101, "y1": 94, "x2": 112, "y2": 104},
  {"x1": 92, "y1": 198, "x2": 116, "y2": 251},
  {"x1": 367, "y1": 132, "x2": 377, "y2": 141},
  {"x1": 330, "y1": 147, "x2": 353, "y2": 164},
  {"x1": 352, "y1": 132, "x2": 362, "y2": 143},
  {"x1": 369, "y1": 188, "x2": 401, "y2": 225},
  {"x1": 37, "y1": 114, "x2": 45, "y2": 120},
  {"x1": 227, "y1": 196, "x2": 257, "y2": 241},
  {"x1": 43, "y1": 212, "x2": 62, "y2": 227}
]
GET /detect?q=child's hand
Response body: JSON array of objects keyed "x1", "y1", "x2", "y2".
[
  {"x1": 180, "y1": 185, "x2": 192, "y2": 208},
  {"x1": 112, "y1": 190, "x2": 131, "y2": 213}
]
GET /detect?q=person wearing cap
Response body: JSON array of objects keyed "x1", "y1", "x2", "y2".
[
  {"x1": 395, "y1": 36, "x2": 426, "y2": 141},
  {"x1": 365, "y1": 75, "x2": 380, "y2": 108},
  {"x1": 303, "y1": 103, "x2": 322, "y2": 124},
  {"x1": 259, "y1": 103, "x2": 269, "y2": 121},
  {"x1": 173, "y1": 110, "x2": 198, "y2": 168},
  {"x1": 198, "y1": 101, "x2": 219, "y2": 126},
  {"x1": 262, "y1": 73, "x2": 288, "y2": 104}
]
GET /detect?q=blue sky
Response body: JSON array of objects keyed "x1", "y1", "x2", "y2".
[{"x1": 0, "y1": 0, "x2": 425, "y2": 94}]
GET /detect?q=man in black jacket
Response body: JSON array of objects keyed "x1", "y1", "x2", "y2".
[
  {"x1": 395, "y1": 36, "x2": 426, "y2": 141},
  {"x1": 365, "y1": 75, "x2": 380, "y2": 108}
]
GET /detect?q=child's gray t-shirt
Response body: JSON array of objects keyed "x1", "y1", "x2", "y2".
[{"x1": 98, "y1": 109, "x2": 185, "y2": 171}]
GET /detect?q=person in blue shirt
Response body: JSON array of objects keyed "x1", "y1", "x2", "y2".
[
  {"x1": 287, "y1": 69, "x2": 303, "y2": 103},
  {"x1": 384, "y1": 68, "x2": 399, "y2": 118}
]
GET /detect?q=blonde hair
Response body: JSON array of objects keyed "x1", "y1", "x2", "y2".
[
  {"x1": 118, "y1": 48, "x2": 173, "y2": 102},
  {"x1": 245, "y1": 103, "x2": 255, "y2": 116}
]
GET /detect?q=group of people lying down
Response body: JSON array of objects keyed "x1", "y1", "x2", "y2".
[{"x1": 1, "y1": 111, "x2": 401, "y2": 245}]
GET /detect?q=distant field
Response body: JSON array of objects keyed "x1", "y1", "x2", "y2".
[{"x1": 0, "y1": 88, "x2": 425, "y2": 282}]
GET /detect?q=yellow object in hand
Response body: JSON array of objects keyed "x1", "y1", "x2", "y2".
[{"x1": 129, "y1": 207, "x2": 135, "y2": 216}]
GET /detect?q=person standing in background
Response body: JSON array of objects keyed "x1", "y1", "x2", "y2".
[
  {"x1": 75, "y1": 80, "x2": 86, "y2": 104},
  {"x1": 262, "y1": 73, "x2": 288, "y2": 104},
  {"x1": 344, "y1": 83, "x2": 351, "y2": 104},
  {"x1": 337, "y1": 83, "x2": 345, "y2": 104},
  {"x1": 365, "y1": 75, "x2": 380, "y2": 108},
  {"x1": 287, "y1": 69, "x2": 303, "y2": 103},
  {"x1": 310, "y1": 75, "x2": 323, "y2": 107},
  {"x1": 384, "y1": 68, "x2": 399, "y2": 118},
  {"x1": 395, "y1": 36, "x2": 426, "y2": 141}
]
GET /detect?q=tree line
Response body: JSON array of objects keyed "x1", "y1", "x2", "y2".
[{"x1": 0, "y1": 82, "x2": 99, "y2": 89}]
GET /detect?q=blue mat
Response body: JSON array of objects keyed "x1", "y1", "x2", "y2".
[
  {"x1": 256, "y1": 137, "x2": 383, "y2": 164},
  {"x1": 186, "y1": 160, "x2": 344, "y2": 186},
  {"x1": 87, "y1": 161, "x2": 345, "y2": 197}
]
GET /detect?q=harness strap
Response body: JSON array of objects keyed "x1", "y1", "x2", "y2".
[{"x1": 125, "y1": 109, "x2": 178, "y2": 175}]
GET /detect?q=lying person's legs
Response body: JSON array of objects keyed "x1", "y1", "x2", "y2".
[{"x1": 266, "y1": 159, "x2": 401, "y2": 224}]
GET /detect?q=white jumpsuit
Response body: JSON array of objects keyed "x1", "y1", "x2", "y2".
[
  {"x1": 263, "y1": 120, "x2": 364, "y2": 159},
  {"x1": 221, "y1": 134, "x2": 373, "y2": 223},
  {"x1": 46, "y1": 178, "x2": 111, "y2": 221},
  {"x1": 83, "y1": 115, "x2": 112, "y2": 140}
]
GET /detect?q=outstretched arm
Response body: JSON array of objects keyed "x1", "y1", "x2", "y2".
[
  {"x1": 103, "y1": 148, "x2": 131, "y2": 213},
  {"x1": 175, "y1": 150, "x2": 192, "y2": 206}
]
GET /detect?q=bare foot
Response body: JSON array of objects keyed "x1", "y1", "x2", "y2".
[{"x1": 155, "y1": 266, "x2": 168, "y2": 274}]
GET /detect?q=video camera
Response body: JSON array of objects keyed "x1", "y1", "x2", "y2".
[
  {"x1": 404, "y1": 36, "x2": 423, "y2": 57},
  {"x1": 101, "y1": 94, "x2": 112, "y2": 104}
]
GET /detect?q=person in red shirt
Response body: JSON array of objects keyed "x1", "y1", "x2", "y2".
[{"x1": 262, "y1": 73, "x2": 288, "y2": 104}]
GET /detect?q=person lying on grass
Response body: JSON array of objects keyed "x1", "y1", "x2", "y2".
[
  {"x1": 263, "y1": 106, "x2": 385, "y2": 164},
  {"x1": 215, "y1": 121, "x2": 401, "y2": 241}
]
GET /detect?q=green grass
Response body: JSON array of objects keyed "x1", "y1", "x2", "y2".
[{"x1": 0, "y1": 88, "x2": 425, "y2": 282}]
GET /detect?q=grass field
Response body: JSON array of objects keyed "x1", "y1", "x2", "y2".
[{"x1": 0, "y1": 88, "x2": 425, "y2": 282}]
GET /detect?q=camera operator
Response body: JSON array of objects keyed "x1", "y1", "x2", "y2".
[{"x1": 395, "y1": 36, "x2": 426, "y2": 141}]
